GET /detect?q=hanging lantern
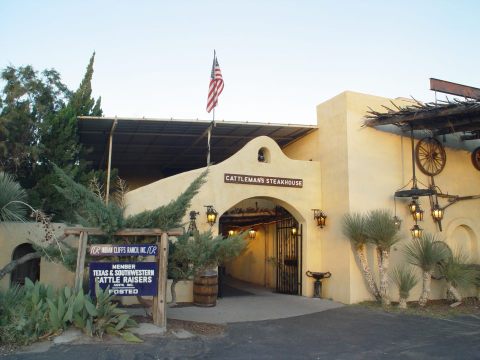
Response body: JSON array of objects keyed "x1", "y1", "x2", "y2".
[
  {"x1": 248, "y1": 229, "x2": 256, "y2": 239},
  {"x1": 432, "y1": 204, "x2": 444, "y2": 221},
  {"x1": 228, "y1": 229, "x2": 235, "y2": 237},
  {"x1": 412, "y1": 207, "x2": 424, "y2": 222},
  {"x1": 408, "y1": 199, "x2": 419, "y2": 214},
  {"x1": 410, "y1": 224, "x2": 423, "y2": 239}
]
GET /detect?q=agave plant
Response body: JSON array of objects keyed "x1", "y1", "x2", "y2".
[
  {"x1": 0, "y1": 171, "x2": 28, "y2": 222},
  {"x1": 403, "y1": 233, "x2": 450, "y2": 306},
  {"x1": 342, "y1": 212, "x2": 380, "y2": 301},
  {"x1": 365, "y1": 209, "x2": 402, "y2": 306},
  {"x1": 437, "y1": 249, "x2": 479, "y2": 302},
  {"x1": 390, "y1": 265, "x2": 418, "y2": 309}
]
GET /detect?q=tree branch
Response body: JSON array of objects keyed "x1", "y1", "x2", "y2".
[{"x1": 0, "y1": 252, "x2": 41, "y2": 280}]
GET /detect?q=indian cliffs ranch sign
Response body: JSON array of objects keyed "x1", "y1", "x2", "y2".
[
  {"x1": 89, "y1": 244, "x2": 158, "y2": 257},
  {"x1": 224, "y1": 173, "x2": 303, "y2": 188}
]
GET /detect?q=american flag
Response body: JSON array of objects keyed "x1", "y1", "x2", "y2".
[{"x1": 206, "y1": 54, "x2": 224, "y2": 113}]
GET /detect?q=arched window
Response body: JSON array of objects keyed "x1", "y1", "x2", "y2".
[
  {"x1": 258, "y1": 147, "x2": 271, "y2": 163},
  {"x1": 10, "y1": 243, "x2": 40, "y2": 286}
]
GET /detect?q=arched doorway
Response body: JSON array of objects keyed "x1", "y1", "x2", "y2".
[
  {"x1": 219, "y1": 198, "x2": 303, "y2": 296},
  {"x1": 10, "y1": 243, "x2": 40, "y2": 286}
]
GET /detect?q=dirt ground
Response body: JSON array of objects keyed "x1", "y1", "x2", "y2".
[
  {"x1": 131, "y1": 314, "x2": 226, "y2": 337},
  {"x1": 357, "y1": 296, "x2": 480, "y2": 318}
]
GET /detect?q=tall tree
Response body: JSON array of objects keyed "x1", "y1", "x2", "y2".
[
  {"x1": 30, "y1": 53, "x2": 103, "y2": 219},
  {"x1": 0, "y1": 66, "x2": 69, "y2": 185}
]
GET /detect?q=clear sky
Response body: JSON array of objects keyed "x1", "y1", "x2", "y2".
[{"x1": 1, "y1": 0, "x2": 479, "y2": 125}]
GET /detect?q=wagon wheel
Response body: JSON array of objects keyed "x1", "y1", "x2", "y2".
[
  {"x1": 471, "y1": 146, "x2": 480, "y2": 171},
  {"x1": 415, "y1": 137, "x2": 446, "y2": 176}
]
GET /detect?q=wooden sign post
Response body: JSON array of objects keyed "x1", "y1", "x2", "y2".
[
  {"x1": 74, "y1": 231, "x2": 88, "y2": 292},
  {"x1": 153, "y1": 232, "x2": 169, "y2": 328}
]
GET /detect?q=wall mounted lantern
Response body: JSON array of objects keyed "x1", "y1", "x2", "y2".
[
  {"x1": 410, "y1": 224, "x2": 423, "y2": 239},
  {"x1": 228, "y1": 229, "x2": 235, "y2": 237},
  {"x1": 248, "y1": 229, "x2": 257, "y2": 239},
  {"x1": 312, "y1": 209, "x2": 327, "y2": 228},
  {"x1": 188, "y1": 210, "x2": 199, "y2": 235},
  {"x1": 291, "y1": 226, "x2": 298, "y2": 236},
  {"x1": 205, "y1": 205, "x2": 218, "y2": 226}
]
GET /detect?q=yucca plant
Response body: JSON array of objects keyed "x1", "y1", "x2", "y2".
[
  {"x1": 437, "y1": 249, "x2": 479, "y2": 302},
  {"x1": 365, "y1": 209, "x2": 402, "y2": 306},
  {"x1": 342, "y1": 212, "x2": 380, "y2": 301},
  {"x1": 390, "y1": 265, "x2": 418, "y2": 309},
  {"x1": 403, "y1": 233, "x2": 450, "y2": 306},
  {"x1": 0, "y1": 171, "x2": 28, "y2": 222}
]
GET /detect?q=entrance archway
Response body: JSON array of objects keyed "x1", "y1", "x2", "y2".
[
  {"x1": 10, "y1": 243, "x2": 40, "y2": 286},
  {"x1": 218, "y1": 197, "x2": 303, "y2": 296}
]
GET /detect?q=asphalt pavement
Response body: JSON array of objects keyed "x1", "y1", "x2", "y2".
[{"x1": 5, "y1": 306, "x2": 480, "y2": 360}]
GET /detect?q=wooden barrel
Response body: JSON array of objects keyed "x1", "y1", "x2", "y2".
[{"x1": 193, "y1": 272, "x2": 218, "y2": 307}]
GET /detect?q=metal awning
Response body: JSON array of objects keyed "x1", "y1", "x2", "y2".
[{"x1": 78, "y1": 116, "x2": 317, "y2": 177}]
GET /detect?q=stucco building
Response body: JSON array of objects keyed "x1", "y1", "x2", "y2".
[{"x1": 2, "y1": 90, "x2": 479, "y2": 304}]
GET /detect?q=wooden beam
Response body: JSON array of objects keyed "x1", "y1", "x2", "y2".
[
  {"x1": 430, "y1": 78, "x2": 480, "y2": 100},
  {"x1": 64, "y1": 227, "x2": 184, "y2": 237}
]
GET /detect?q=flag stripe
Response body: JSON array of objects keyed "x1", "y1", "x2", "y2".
[{"x1": 206, "y1": 56, "x2": 224, "y2": 113}]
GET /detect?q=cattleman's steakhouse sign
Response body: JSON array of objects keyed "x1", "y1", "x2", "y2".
[{"x1": 224, "y1": 173, "x2": 303, "y2": 188}]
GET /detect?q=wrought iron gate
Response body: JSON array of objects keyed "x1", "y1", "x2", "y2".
[{"x1": 276, "y1": 217, "x2": 302, "y2": 295}]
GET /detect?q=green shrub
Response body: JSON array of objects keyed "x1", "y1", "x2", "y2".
[{"x1": 0, "y1": 279, "x2": 140, "y2": 345}]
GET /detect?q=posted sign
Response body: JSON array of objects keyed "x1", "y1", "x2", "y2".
[{"x1": 89, "y1": 262, "x2": 158, "y2": 296}]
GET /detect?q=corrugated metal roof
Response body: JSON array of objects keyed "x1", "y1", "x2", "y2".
[{"x1": 78, "y1": 116, "x2": 317, "y2": 177}]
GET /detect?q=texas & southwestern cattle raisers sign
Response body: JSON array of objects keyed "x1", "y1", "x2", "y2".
[{"x1": 89, "y1": 262, "x2": 158, "y2": 296}]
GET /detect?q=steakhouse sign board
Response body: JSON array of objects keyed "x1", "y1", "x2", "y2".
[
  {"x1": 224, "y1": 173, "x2": 303, "y2": 188},
  {"x1": 89, "y1": 262, "x2": 158, "y2": 296}
]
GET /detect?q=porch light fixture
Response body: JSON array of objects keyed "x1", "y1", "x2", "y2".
[
  {"x1": 187, "y1": 210, "x2": 199, "y2": 235},
  {"x1": 228, "y1": 229, "x2": 235, "y2": 237},
  {"x1": 205, "y1": 205, "x2": 218, "y2": 226},
  {"x1": 393, "y1": 216, "x2": 402, "y2": 230},
  {"x1": 431, "y1": 204, "x2": 444, "y2": 222},
  {"x1": 312, "y1": 209, "x2": 327, "y2": 228},
  {"x1": 291, "y1": 226, "x2": 298, "y2": 236},
  {"x1": 248, "y1": 229, "x2": 256, "y2": 239},
  {"x1": 410, "y1": 224, "x2": 423, "y2": 239}
]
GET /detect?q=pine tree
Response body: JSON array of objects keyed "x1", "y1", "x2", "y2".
[{"x1": 30, "y1": 53, "x2": 104, "y2": 220}]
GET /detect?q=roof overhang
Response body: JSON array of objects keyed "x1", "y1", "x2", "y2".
[
  {"x1": 364, "y1": 99, "x2": 480, "y2": 140},
  {"x1": 78, "y1": 116, "x2": 317, "y2": 177}
]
